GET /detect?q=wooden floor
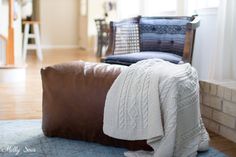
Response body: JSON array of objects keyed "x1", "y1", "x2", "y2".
[
  {"x1": 0, "y1": 49, "x2": 235, "y2": 156},
  {"x1": 0, "y1": 49, "x2": 99, "y2": 120}
]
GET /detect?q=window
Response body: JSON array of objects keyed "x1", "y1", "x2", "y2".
[
  {"x1": 117, "y1": 0, "x2": 141, "y2": 19},
  {"x1": 196, "y1": 0, "x2": 220, "y2": 9},
  {"x1": 117, "y1": 0, "x2": 220, "y2": 19},
  {"x1": 143, "y1": 0, "x2": 176, "y2": 16},
  {"x1": 186, "y1": 0, "x2": 220, "y2": 15},
  {"x1": 117, "y1": 0, "x2": 177, "y2": 19}
]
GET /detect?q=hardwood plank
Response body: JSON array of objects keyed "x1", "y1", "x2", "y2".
[
  {"x1": 0, "y1": 49, "x2": 99, "y2": 120},
  {"x1": 209, "y1": 131, "x2": 236, "y2": 156}
]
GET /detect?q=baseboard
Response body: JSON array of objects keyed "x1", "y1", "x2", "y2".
[
  {"x1": 0, "y1": 67, "x2": 26, "y2": 83},
  {"x1": 41, "y1": 45, "x2": 80, "y2": 49},
  {"x1": 0, "y1": 63, "x2": 27, "y2": 69}
]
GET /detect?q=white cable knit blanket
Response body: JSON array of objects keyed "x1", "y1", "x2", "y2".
[{"x1": 103, "y1": 59, "x2": 209, "y2": 157}]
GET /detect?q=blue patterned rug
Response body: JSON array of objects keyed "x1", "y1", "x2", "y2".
[{"x1": 0, "y1": 120, "x2": 227, "y2": 157}]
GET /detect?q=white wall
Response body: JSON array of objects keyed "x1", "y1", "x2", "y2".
[
  {"x1": 40, "y1": 0, "x2": 79, "y2": 48},
  {"x1": 39, "y1": 0, "x2": 117, "y2": 51},
  {"x1": 86, "y1": 0, "x2": 107, "y2": 52},
  {"x1": 78, "y1": 0, "x2": 88, "y2": 49},
  {"x1": 86, "y1": 0, "x2": 117, "y2": 52},
  {"x1": 87, "y1": 0, "x2": 117, "y2": 36},
  {"x1": 192, "y1": 8, "x2": 218, "y2": 80},
  {"x1": 0, "y1": 0, "x2": 9, "y2": 37}
]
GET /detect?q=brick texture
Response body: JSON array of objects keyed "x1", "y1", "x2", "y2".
[
  {"x1": 203, "y1": 82, "x2": 210, "y2": 93},
  {"x1": 232, "y1": 90, "x2": 236, "y2": 103},
  {"x1": 200, "y1": 81, "x2": 236, "y2": 144},
  {"x1": 223, "y1": 101, "x2": 236, "y2": 117},
  {"x1": 210, "y1": 84, "x2": 217, "y2": 96},
  {"x1": 202, "y1": 117, "x2": 220, "y2": 134},
  {"x1": 210, "y1": 96, "x2": 222, "y2": 110},
  {"x1": 224, "y1": 87, "x2": 232, "y2": 101},
  {"x1": 212, "y1": 110, "x2": 235, "y2": 129},
  {"x1": 202, "y1": 94, "x2": 222, "y2": 110},
  {"x1": 220, "y1": 126, "x2": 236, "y2": 143},
  {"x1": 217, "y1": 86, "x2": 224, "y2": 97},
  {"x1": 201, "y1": 105, "x2": 212, "y2": 119}
]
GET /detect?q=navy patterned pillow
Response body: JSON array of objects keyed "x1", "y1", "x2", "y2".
[{"x1": 139, "y1": 17, "x2": 191, "y2": 56}]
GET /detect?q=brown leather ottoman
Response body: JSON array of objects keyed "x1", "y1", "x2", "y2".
[{"x1": 41, "y1": 61, "x2": 152, "y2": 151}]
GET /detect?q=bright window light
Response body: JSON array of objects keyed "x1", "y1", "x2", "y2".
[
  {"x1": 188, "y1": 0, "x2": 220, "y2": 10},
  {"x1": 117, "y1": 0, "x2": 220, "y2": 18},
  {"x1": 117, "y1": 0, "x2": 141, "y2": 19},
  {"x1": 144, "y1": 0, "x2": 176, "y2": 16},
  {"x1": 196, "y1": 0, "x2": 220, "y2": 9}
]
